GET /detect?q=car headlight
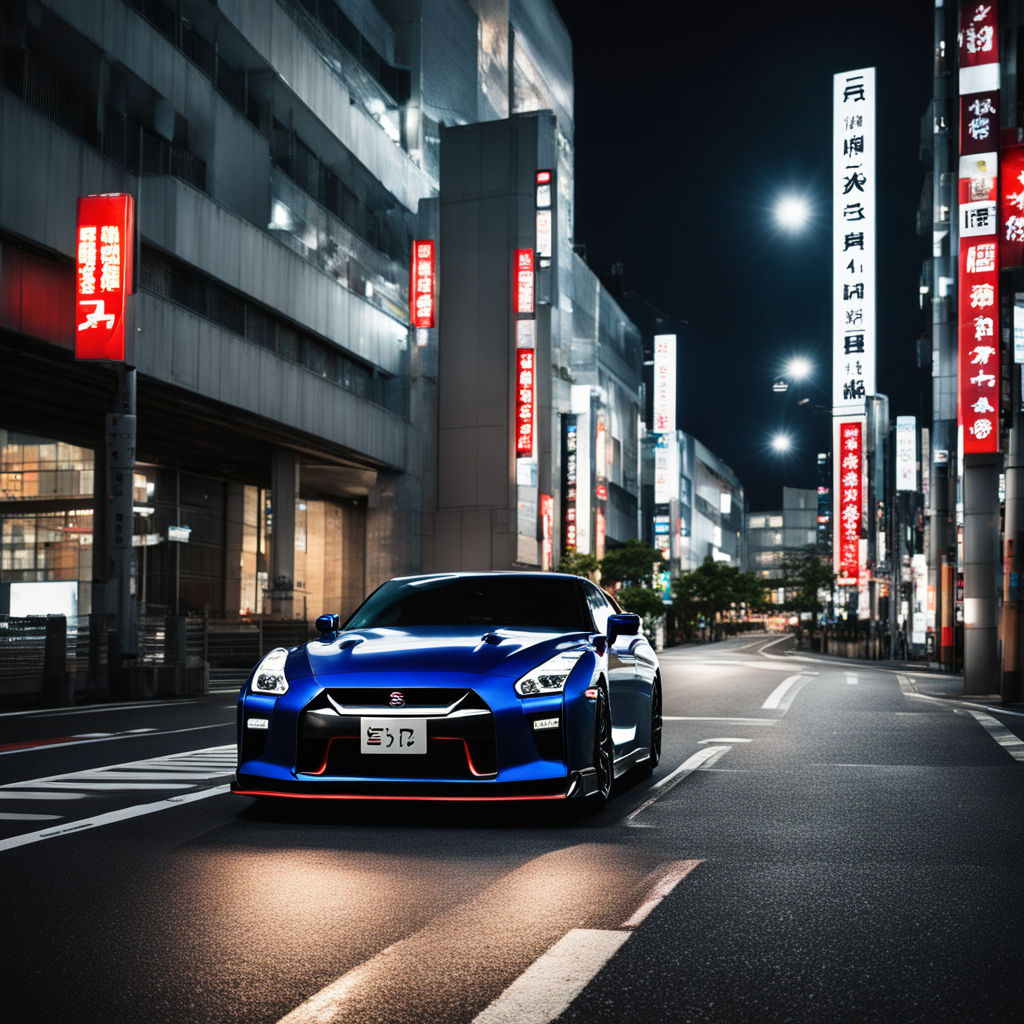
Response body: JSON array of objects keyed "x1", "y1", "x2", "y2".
[
  {"x1": 250, "y1": 648, "x2": 289, "y2": 696},
  {"x1": 514, "y1": 650, "x2": 584, "y2": 697}
]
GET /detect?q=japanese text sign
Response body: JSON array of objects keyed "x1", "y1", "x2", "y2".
[
  {"x1": 653, "y1": 334, "x2": 676, "y2": 433},
  {"x1": 832, "y1": 68, "x2": 876, "y2": 411},
  {"x1": 562, "y1": 416, "x2": 578, "y2": 551},
  {"x1": 957, "y1": 5, "x2": 1000, "y2": 455},
  {"x1": 895, "y1": 416, "x2": 917, "y2": 491},
  {"x1": 75, "y1": 193, "x2": 134, "y2": 361},
  {"x1": 1000, "y1": 145, "x2": 1024, "y2": 269},
  {"x1": 513, "y1": 248, "x2": 534, "y2": 315},
  {"x1": 834, "y1": 418, "x2": 864, "y2": 585},
  {"x1": 516, "y1": 348, "x2": 535, "y2": 458},
  {"x1": 410, "y1": 240, "x2": 435, "y2": 328},
  {"x1": 958, "y1": 240, "x2": 1000, "y2": 452}
]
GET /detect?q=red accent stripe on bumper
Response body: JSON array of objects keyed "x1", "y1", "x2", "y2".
[{"x1": 232, "y1": 788, "x2": 567, "y2": 802}]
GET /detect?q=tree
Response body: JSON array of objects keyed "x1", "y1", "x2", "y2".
[
  {"x1": 671, "y1": 557, "x2": 768, "y2": 641},
  {"x1": 616, "y1": 584, "x2": 668, "y2": 635},
  {"x1": 599, "y1": 539, "x2": 665, "y2": 589},
  {"x1": 558, "y1": 549, "x2": 599, "y2": 579},
  {"x1": 779, "y1": 546, "x2": 835, "y2": 633}
]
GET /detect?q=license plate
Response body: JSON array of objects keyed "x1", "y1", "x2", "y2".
[{"x1": 360, "y1": 717, "x2": 427, "y2": 754}]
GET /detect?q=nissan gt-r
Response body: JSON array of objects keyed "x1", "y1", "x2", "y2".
[{"x1": 231, "y1": 572, "x2": 662, "y2": 807}]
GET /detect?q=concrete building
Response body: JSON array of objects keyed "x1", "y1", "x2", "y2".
[
  {"x1": 432, "y1": 111, "x2": 643, "y2": 570},
  {"x1": 0, "y1": 0, "x2": 609, "y2": 649},
  {"x1": 746, "y1": 487, "x2": 818, "y2": 598},
  {"x1": 644, "y1": 430, "x2": 746, "y2": 576}
]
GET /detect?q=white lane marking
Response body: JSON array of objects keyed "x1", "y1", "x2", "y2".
[
  {"x1": 472, "y1": 861, "x2": 704, "y2": 1024},
  {"x1": 698, "y1": 737, "x2": 752, "y2": 744},
  {"x1": 625, "y1": 745, "x2": 731, "y2": 826},
  {"x1": 761, "y1": 674, "x2": 811, "y2": 711},
  {"x1": 846, "y1": 673, "x2": 859, "y2": 685},
  {"x1": 0, "y1": 812, "x2": 61, "y2": 821},
  {"x1": 966, "y1": 710, "x2": 1024, "y2": 762},
  {"x1": 0, "y1": 784, "x2": 231, "y2": 852},
  {"x1": 620, "y1": 860, "x2": 702, "y2": 928},
  {"x1": 471, "y1": 929, "x2": 630, "y2": 1024},
  {"x1": 0, "y1": 791, "x2": 87, "y2": 800},
  {"x1": 0, "y1": 699, "x2": 206, "y2": 718},
  {"x1": 0, "y1": 722, "x2": 230, "y2": 757},
  {"x1": 984, "y1": 705, "x2": 1024, "y2": 718},
  {"x1": 21, "y1": 782, "x2": 199, "y2": 791},
  {"x1": 662, "y1": 716, "x2": 778, "y2": 725}
]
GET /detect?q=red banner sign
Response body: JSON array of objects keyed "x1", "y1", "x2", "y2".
[
  {"x1": 75, "y1": 193, "x2": 134, "y2": 360},
  {"x1": 836, "y1": 419, "x2": 863, "y2": 585},
  {"x1": 540, "y1": 493, "x2": 553, "y2": 570},
  {"x1": 410, "y1": 240, "x2": 435, "y2": 328},
  {"x1": 515, "y1": 348, "x2": 535, "y2": 457},
  {"x1": 1000, "y1": 144, "x2": 1024, "y2": 269},
  {"x1": 958, "y1": 240, "x2": 1000, "y2": 452},
  {"x1": 958, "y1": 3, "x2": 998, "y2": 70},
  {"x1": 513, "y1": 248, "x2": 534, "y2": 314}
]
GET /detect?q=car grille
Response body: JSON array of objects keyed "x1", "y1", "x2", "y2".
[{"x1": 295, "y1": 688, "x2": 497, "y2": 779}]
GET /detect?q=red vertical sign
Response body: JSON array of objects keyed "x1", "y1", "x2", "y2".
[
  {"x1": 75, "y1": 194, "x2": 134, "y2": 361},
  {"x1": 410, "y1": 240, "x2": 435, "y2": 328},
  {"x1": 1000, "y1": 144, "x2": 1024, "y2": 269},
  {"x1": 513, "y1": 249, "x2": 534, "y2": 314},
  {"x1": 836, "y1": 420, "x2": 863, "y2": 585},
  {"x1": 516, "y1": 348, "x2": 535, "y2": 457},
  {"x1": 957, "y1": 2, "x2": 1000, "y2": 455},
  {"x1": 959, "y1": 240, "x2": 1000, "y2": 452},
  {"x1": 540, "y1": 493, "x2": 553, "y2": 570}
]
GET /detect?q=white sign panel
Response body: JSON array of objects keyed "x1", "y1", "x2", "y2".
[
  {"x1": 833, "y1": 67, "x2": 876, "y2": 410},
  {"x1": 895, "y1": 416, "x2": 917, "y2": 491},
  {"x1": 653, "y1": 334, "x2": 676, "y2": 433}
]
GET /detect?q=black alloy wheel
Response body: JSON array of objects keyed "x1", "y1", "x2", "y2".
[
  {"x1": 641, "y1": 680, "x2": 662, "y2": 778},
  {"x1": 589, "y1": 687, "x2": 614, "y2": 807}
]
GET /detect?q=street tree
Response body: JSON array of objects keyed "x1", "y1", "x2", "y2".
[
  {"x1": 599, "y1": 539, "x2": 666, "y2": 589},
  {"x1": 616, "y1": 584, "x2": 668, "y2": 635},
  {"x1": 779, "y1": 546, "x2": 835, "y2": 634},
  {"x1": 557, "y1": 549, "x2": 599, "y2": 579},
  {"x1": 671, "y1": 557, "x2": 767, "y2": 641}
]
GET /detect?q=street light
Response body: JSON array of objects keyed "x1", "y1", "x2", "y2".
[
  {"x1": 785, "y1": 356, "x2": 813, "y2": 382},
  {"x1": 770, "y1": 432, "x2": 793, "y2": 454},
  {"x1": 774, "y1": 194, "x2": 812, "y2": 233}
]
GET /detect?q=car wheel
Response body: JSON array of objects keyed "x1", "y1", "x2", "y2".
[
  {"x1": 640, "y1": 679, "x2": 662, "y2": 778},
  {"x1": 587, "y1": 687, "x2": 614, "y2": 808}
]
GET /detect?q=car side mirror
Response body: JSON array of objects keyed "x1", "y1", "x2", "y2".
[
  {"x1": 607, "y1": 613, "x2": 641, "y2": 645},
  {"x1": 315, "y1": 613, "x2": 340, "y2": 639}
]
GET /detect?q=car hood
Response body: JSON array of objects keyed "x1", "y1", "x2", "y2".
[{"x1": 303, "y1": 626, "x2": 592, "y2": 680}]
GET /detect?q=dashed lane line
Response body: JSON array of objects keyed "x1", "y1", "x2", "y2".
[
  {"x1": 0, "y1": 784, "x2": 231, "y2": 852},
  {"x1": 966, "y1": 710, "x2": 1024, "y2": 762},
  {"x1": 625, "y1": 745, "x2": 732, "y2": 826},
  {"x1": 0, "y1": 722, "x2": 231, "y2": 756},
  {"x1": 274, "y1": 858, "x2": 703, "y2": 1024},
  {"x1": 0, "y1": 745, "x2": 236, "y2": 849},
  {"x1": 761, "y1": 673, "x2": 812, "y2": 711}
]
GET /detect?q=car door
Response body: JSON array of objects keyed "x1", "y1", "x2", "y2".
[{"x1": 585, "y1": 584, "x2": 638, "y2": 752}]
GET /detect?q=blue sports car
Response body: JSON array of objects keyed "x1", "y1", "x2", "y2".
[{"x1": 232, "y1": 572, "x2": 661, "y2": 807}]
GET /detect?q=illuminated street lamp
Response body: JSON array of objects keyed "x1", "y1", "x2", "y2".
[
  {"x1": 771, "y1": 432, "x2": 793, "y2": 454},
  {"x1": 785, "y1": 355, "x2": 813, "y2": 382},
  {"x1": 774, "y1": 194, "x2": 811, "y2": 233}
]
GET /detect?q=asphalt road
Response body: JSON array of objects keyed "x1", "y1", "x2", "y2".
[{"x1": 1, "y1": 633, "x2": 1022, "y2": 1024}]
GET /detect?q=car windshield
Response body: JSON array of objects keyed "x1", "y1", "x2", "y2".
[{"x1": 344, "y1": 575, "x2": 592, "y2": 630}]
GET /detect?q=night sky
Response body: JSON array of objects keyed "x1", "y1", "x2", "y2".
[{"x1": 552, "y1": 0, "x2": 935, "y2": 511}]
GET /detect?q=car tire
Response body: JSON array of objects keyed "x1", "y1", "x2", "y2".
[
  {"x1": 639, "y1": 679, "x2": 662, "y2": 779},
  {"x1": 586, "y1": 686, "x2": 614, "y2": 810}
]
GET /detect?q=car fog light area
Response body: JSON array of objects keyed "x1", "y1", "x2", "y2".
[
  {"x1": 247, "y1": 717, "x2": 270, "y2": 730},
  {"x1": 532, "y1": 716, "x2": 560, "y2": 731},
  {"x1": 514, "y1": 650, "x2": 584, "y2": 697},
  {"x1": 250, "y1": 648, "x2": 290, "y2": 696}
]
